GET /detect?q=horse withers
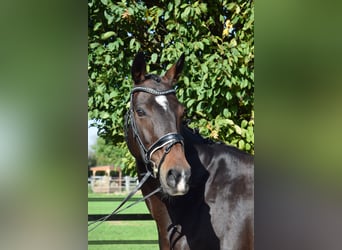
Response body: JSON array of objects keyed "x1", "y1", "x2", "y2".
[{"x1": 125, "y1": 52, "x2": 254, "y2": 250}]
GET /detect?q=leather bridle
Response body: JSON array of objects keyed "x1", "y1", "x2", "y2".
[{"x1": 125, "y1": 86, "x2": 184, "y2": 178}]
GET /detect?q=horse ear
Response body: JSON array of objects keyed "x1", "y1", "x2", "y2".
[
  {"x1": 164, "y1": 53, "x2": 185, "y2": 85},
  {"x1": 131, "y1": 52, "x2": 146, "y2": 84}
]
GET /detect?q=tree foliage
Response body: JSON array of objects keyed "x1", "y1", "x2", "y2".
[
  {"x1": 88, "y1": 0, "x2": 254, "y2": 173},
  {"x1": 91, "y1": 137, "x2": 127, "y2": 168}
]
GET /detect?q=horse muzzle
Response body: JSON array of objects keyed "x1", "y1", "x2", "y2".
[{"x1": 165, "y1": 167, "x2": 191, "y2": 196}]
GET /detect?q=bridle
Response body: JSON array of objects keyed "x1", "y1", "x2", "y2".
[{"x1": 125, "y1": 86, "x2": 184, "y2": 178}]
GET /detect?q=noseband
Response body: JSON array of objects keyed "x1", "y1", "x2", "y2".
[{"x1": 125, "y1": 86, "x2": 184, "y2": 178}]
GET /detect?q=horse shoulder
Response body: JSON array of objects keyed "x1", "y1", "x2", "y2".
[{"x1": 199, "y1": 143, "x2": 254, "y2": 250}]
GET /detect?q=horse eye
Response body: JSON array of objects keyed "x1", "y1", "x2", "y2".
[{"x1": 136, "y1": 108, "x2": 145, "y2": 117}]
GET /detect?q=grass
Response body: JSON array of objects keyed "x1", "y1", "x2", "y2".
[{"x1": 88, "y1": 192, "x2": 159, "y2": 250}]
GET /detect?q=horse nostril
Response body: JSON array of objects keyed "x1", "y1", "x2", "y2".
[
  {"x1": 166, "y1": 168, "x2": 190, "y2": 190},
  {"x1": 166, "y1": 169, "x2": 179, "y2": 188}
]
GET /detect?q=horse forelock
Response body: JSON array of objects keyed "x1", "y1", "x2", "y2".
[
  {"x1": 145, "y1": 74, "x2": 161, "y2": 83},
  {"x1": 137, "y1": 73, "x2": 175, "y2": 91}
]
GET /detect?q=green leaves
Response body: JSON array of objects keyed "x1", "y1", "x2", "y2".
[
  {"x1": 151, "y1": 53, "x2": 158, "y2": 63},
  {"x1": 101, "y1": 31, "x2": 115, "y2": 40},
  {"x1": 88, "y1": 0, "x2": 254, "y2": 173}
]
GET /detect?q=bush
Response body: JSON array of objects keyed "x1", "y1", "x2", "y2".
[{"x1": 88, "y1": 0, "x2": 254, "y2": 173}]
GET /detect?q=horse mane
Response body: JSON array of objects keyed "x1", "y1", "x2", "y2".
[
  {"x1": 181, "y1": 120, "x2": 215, "y2": 145},
  {"x1": 182, "y1": 120, "x2": 253, "y2": 160}
]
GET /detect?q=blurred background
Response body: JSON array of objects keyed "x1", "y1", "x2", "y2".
[
  {"x1": 0, "y1": 1, "x2": 87, "y2": 249},
  {"x1": 0, "y1": 0, "x2": 341, "y2": 249}
]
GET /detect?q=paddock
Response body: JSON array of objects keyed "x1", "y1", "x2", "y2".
[{"x1": 88, "y1": 193, "x2": 159, "y2": 249}]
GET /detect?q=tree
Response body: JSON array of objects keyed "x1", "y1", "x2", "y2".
[
  {"x1": 91, "y1": 136, "x2": 136, "y2": 175},
  {"x1": 88, "y1": 153, "x2": 97, "y2": 168},
  {"x1": 88, "y1": 0, "x2": 254, "y2": 172}
]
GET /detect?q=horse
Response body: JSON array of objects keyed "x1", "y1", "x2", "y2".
[{"x1": 124, "y1": 52, "x2": 254, "y2": 250}]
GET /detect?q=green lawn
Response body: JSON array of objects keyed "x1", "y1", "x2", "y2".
[{"x1": 88, "y1": 192, "x2": 159, "y2": 250}]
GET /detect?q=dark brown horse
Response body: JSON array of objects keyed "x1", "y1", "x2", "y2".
[{"x1": 125, "y1": 52, "x2": 254, "y2": 250}]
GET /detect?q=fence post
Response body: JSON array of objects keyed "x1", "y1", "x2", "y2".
[{"x1": 125, "y1": 176, "x2": 130, "y2": 192}]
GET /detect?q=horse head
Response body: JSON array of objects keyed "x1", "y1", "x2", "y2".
[{"x1": 126, "y1": 52, "x2": 191, "y2": 196}]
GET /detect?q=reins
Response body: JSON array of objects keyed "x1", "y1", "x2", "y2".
[{"x1": 88, "y1": 171, "x2": 161, "y2": 232}]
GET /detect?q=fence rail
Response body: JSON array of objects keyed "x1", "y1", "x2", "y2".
[
  {"x1": 88, "y1": 213, "x2": 153, "y2": 221},
  {"x1": 88, "y1": 176, "x2": 139, "y2": 193},
  {"x1": 88, "y1": 196, "x2": 157, "y2": 247}
]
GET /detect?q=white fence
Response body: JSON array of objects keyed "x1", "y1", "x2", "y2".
[{"x1": 88, "y1": 176, "x2": 139, "y2": 193}]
